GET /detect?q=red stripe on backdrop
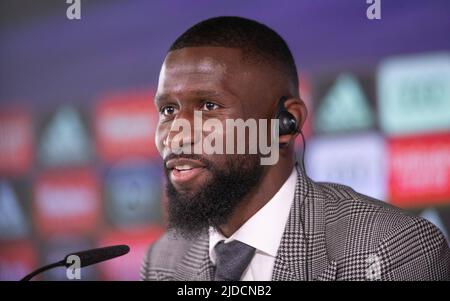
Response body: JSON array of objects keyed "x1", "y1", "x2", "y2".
[{"x1": 388, "y1": 132, "x2": 450, "y2": 208}]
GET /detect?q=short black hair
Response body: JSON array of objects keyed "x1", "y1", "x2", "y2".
[{"x1": 169, "y1": 16, "x2": 299, "y2": 92}]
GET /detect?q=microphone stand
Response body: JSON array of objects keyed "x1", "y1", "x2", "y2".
[
  {"x1": 19, "y1": 245, "x2": 130, "y2": 281},
  {"x1": 21, "y1": 260, "x2": 65, "y2": 281}
]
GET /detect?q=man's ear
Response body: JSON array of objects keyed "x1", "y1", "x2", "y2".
[{"x1": 278, "y1": 97, "x2": 307, "y2": 145}]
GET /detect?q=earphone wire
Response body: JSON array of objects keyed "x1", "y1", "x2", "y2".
[{"x1": 298, "y1": 129, "x2": 310, "y2": 281}]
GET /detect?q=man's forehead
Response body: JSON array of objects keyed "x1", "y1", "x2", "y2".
[
  {"x1": 156, "y1": 46, "x2": 281, "y2": 107},
  {"x1": 157, "y1": 47, "x2": 248, "y2": 97},
  {"x1": 161, "y1": 47, "x2": 243, "y2": 74},
  {"x1": 164, "y1": 55, "x2": 224, "y2": 75}
]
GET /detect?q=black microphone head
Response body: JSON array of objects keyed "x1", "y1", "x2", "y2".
[{"x1": 63, "y1": 245, "x2": 130, "y2": 268}]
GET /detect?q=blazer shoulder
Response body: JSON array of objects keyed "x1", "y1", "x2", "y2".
[
  {"x1": 318, "y1": 181, "x2": 417, "y2": 229},
  {"x1": 377, "y1": 211, "x2": 450, "y2": 280},
  {"x1": 318, "y1": 181, "x2": 447, "y2": 238},
  {"x1": 317, "y1": 182, "x2": 412, "y2": 253},
  {"x1": 316, "y1": 181, "x2": 450, "y2": 280},
  {"x1": 318, "y1": 181, "x2": 397, "y2": 211}
]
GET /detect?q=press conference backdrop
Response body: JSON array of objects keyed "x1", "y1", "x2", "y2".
[{"x1": 1, "y1": 0, "x2": 450, "y2": 280}]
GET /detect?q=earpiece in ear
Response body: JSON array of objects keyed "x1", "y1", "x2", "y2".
[{"x1": 276, "y1": 96, "x2": 298, "y2": 135}]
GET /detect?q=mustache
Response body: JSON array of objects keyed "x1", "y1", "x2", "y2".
[{"x1": 163, "y1": 153, "x2": 212, "y2": 169}]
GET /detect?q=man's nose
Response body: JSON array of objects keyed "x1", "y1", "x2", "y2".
[{"x1": 163, "y1": 110, "x2": 202, "y2": 153}]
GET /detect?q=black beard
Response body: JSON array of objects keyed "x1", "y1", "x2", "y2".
[{"x1": 164, "y1": 154, "x2": 264, "y2": 239}]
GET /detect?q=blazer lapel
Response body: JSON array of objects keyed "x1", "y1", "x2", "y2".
[
  {"x1": 173, "y1": 233, "x2": 215, "y2": 281},
  {"x1": 272, "y1": 164, "x2": 332, "y2": 281}
]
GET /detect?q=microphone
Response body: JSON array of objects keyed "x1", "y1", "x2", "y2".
[{"x1": 20, "y1": 245, "x2": 130, "y2": 281}]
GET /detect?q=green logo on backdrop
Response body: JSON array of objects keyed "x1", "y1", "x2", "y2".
[
  {"x1": 378, "y1": 53, "x2": 450, "y2": 135},
  {"x1": 315, "y1": 73, "x2": 374, "y2": 133},
  {"x1": 39, "y1": 106, "x2": 91, "y2": 166}
]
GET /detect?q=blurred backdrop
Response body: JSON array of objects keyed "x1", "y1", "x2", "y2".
[{"x1": 1, "y1": 0, "x2": 450, "y2": 280}]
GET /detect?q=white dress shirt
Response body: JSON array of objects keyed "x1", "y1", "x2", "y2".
[{"x1": 209, "y1": 167, "x2": 297, "y2": 281}]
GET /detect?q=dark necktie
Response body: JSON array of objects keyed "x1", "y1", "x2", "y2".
[{"x1": 213, "y1": 240, "x2": 256, "y2": 281}]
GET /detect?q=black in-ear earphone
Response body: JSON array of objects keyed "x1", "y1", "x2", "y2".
[{"x1": 276, "y1": 96, "x2": 298, "y2": 136}]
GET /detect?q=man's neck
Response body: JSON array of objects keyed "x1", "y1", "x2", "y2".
[{"x1": 218, "y1": 156, "x2": 295, "y2": 237}]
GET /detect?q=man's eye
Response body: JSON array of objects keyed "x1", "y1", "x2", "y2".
[
  {"x1": 201, "y1": 101, "x2": 219, "y2": 111},
  {"x1": 161, "y1": 105, "x2": 177, "y2": 116}
]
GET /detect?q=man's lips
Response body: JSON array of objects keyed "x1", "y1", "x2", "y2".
[{"x1": 165, "y1": 158, "x2": 207, "y2": 185}]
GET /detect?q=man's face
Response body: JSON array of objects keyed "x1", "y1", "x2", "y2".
[{"x1": 155, "y1": 47, "x2": 275, "y2": 235}]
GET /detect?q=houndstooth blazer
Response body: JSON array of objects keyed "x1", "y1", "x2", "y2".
[{"x1": 141, "y1": 165, "x2": 450, "y2": 281}]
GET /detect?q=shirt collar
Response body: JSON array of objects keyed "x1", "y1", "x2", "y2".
[{"x1": 209, "y1": 167, "x2": 297, "y2": 263}]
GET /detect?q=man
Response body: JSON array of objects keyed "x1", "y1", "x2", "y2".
[{"x1": 141, "y1": 16, "x2": 450, "y2": 281}]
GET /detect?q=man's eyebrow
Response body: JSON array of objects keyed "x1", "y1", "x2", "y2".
[
  {"x1": 154, "y1": 93, "x2": 171, "y2": 105},
  {"x1": 194, "y1": 90, "x2": 223, "y2": 99}
]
